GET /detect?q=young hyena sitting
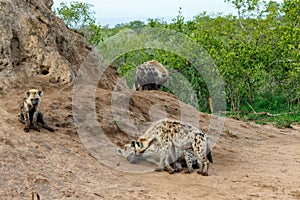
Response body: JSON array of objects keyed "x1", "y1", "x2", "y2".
[
  {"x1": 18, "y1": 89, "x2": 54, "y2": 133},
  {"x1": 118, "y1": 119, "x2": 213, "y2": 175}
]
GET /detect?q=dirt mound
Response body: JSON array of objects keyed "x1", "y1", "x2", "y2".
[
  {"x1": 0, "y1": 0, "x2": 299, "y2": 199},
  {"x1": 0, "y1": 0, "x2": 121, "y2": 93},
  {"x1": 0, "y1": 0, "x2": 88, "y2": 84},
  {"x1": 1, "y1": 84, "x2": 300, "y2": 199}
]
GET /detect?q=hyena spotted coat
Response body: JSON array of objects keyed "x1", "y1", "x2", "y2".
[
  {"x1": 118, "y1": 140, "x2": 199, "y2": 173},
  {"x1": 133, "y1": 60, "x2": 169, "y2": 91},
  {"x1": 118, "y1": 119, "x2": 213, "y2": 175},
  {"x1": 18, "y1": 89, "x2": 54, "y2": 132}
]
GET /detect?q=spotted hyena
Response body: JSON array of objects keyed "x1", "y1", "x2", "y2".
[
  {"x1": 133, "y1": 60, "x2": 169, "y2": 91},
  {"x1": 18, "y1": 89, "x2": 54, "y2": 132},
  {"x1": 146, "y1": 141, "x2": 200, "y2": 173},
  {"x1": 118, "y1": 119, "x2": 213, "y2": 175},
  {"x1": 118, "y1": 140, "x2": 199, "y2": 173}
]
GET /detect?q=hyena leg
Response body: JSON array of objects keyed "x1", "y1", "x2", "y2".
[
  {"x1": 31, "y1": 112, "x2": 40, "y2": 132},
  {"x1": 18, "y1": 104, "x2": 25, "y2": 124},
  {"x1": 200, "y1": 160, "x2": 209, "y2": 176},
  {"x1": 24, "y1": 112, "x2": 31, "y2": 132},
  {"x1": 155, "y1": 84, "x2": 161, "y2": 90},
  {"x1": 184, "y1": 151, "x2": 194, "y2": 173},
  {"x1": 169, "y1": 143, "x2": 181, "y2": 172},
  {"x1": 18, "y1": 113, "x2": 25, "y2": 124},
  {"x1": 155, "y1": 148, "x2": 175, "y2": 174},
  {"x1": 173, "y1": 162, "x2": 183, "y2": 172},
  {"x1": 162, "y1": 145, "x2": 176, "y2": 174},
  {"x1": 154, "y1": 151, "x2": 166, "y2": 172},
  {"x1": 194, "y1": 148, "x2": 209, "y2": 176},
  {"x1": 164, "y1": 153, "x2": 175, "y2": 174},
  {"x1": 37, "y1": 112, "x2": 54, "y2": 132}
]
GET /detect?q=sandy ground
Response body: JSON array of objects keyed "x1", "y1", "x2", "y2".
[{"x1": 0, "y1": 85, "x2": 299, "y2": 200}]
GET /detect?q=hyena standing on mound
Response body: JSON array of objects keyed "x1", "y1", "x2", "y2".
[
  {"x1": 118, "y1": 119, "x2": 213, "y2": 175},
  {"x1": 133, "y1": 60, "x2": 169, "y2": 91},
  {"x1": 18, "y1": 89, "x2": 54, "y2": 132}
]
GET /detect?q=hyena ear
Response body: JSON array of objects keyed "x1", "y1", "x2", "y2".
[
  {"x1": 135, "y1": 141, "x2": 141, "y2": 148},
  {"x1": 117, "y1": 148, "x2": 123, "y2": 155},
  {"x1": 130, "y1": 140, "x2": 136, "y2": 147},
  {"x1": 25, "y1": 91, "x2": 30, "y2": 97},
  {"x1": 38, "y1": 90, "x2": 43, "y2": 97}
]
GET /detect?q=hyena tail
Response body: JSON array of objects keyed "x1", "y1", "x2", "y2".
[
  {"x1": 206, "y1": 138, "x2": 213, "y2": 163},
  {"x1": 207, "y1": 151, "x2": 213, "y2": 163}
]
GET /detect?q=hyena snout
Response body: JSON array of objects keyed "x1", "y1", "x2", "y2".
[{"x1": 31, "y1": 98, "x2": 40, "y2": 106}]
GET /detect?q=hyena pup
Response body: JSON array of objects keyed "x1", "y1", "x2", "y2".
[
  {"x1": 18, "y1": 89, "x2": 54, "y2": 132},
  {"x1": 118, "y1": 140, "x2": 199, "y2": 173},
  {"x1": 133, "y1": 60, "x2": 169, "y2": 91},
  {"x1": 118, "y1": 119, "x2": 213, "y2": 175}
]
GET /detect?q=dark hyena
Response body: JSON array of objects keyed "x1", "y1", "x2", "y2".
[
  {"x1": 133, "y1": 60, "x2": 169, "y2": 91},
  {"x1": 118, "y1": 119, "x2": 213, "y2": 175},
  {"x1": 18, "y1": 89, "x2": 54, "y2": 132}
]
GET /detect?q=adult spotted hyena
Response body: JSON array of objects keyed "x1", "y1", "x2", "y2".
[
  {"x1": 18, "y1": 89, "x2": 54, "y2": 132},
  {"x1": 118, "y1": 119, "x2": 213, "y2": 175},
  {"x1": 133, "y1": 60, "x2": 169, "y2": 91}
]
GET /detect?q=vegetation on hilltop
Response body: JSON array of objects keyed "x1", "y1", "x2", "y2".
[{"x1": 53, "y1": 0, "x2": 299, "y2": 127}]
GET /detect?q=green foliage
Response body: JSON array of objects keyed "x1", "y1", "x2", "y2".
[
  {"x1": 115, "y1": 20, "x2": 146, "y2": 29},
  {"x1": 54, "y1": 1, "x2": 95, "y2": 29},
  {"x1": 54, "y1": 1, "x2": 103, "y2": 45},
  {"x1": 83, "y1": 23, "x2": 103, "y2": 45},
  {"x1": 243, "y1": 112, "x2": 299, "y2": 128},
  {"x1": 170, "y1": 7, "x2": 185, "y2": 32},
  {"x1": 281, "y1": 0, "x2": 300, "y2": 27},
  {"x1": 54, "y1": 1, "x2": 300, "y2": 126}
]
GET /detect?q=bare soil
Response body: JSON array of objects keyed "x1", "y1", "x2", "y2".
[{"x1": 0, "y1": 84, "x2": 299, "y2": 200}]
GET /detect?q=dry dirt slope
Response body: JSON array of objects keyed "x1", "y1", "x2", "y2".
[
  {"x1": 0, "y1": 85, "x2": 299, "y2": 200},
  {"x1": 0, "y1": 0, "x2": 299, "y2": 198}
]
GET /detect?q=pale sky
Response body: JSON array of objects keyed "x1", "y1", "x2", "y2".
[{"x1": 52, "y1": 0, "x2": 281, "y2": 27}]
